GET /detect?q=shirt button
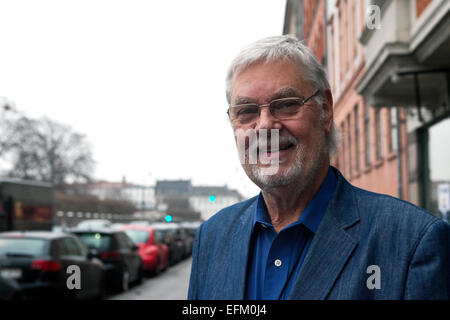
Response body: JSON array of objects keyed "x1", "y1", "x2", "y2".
[{"x1": 274, "y1": 259, "x2": 282, "y2": 267}]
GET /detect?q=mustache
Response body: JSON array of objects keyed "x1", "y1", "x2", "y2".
[{"x1": 248, "y1": 134, "x2": 298, "y2": 153}]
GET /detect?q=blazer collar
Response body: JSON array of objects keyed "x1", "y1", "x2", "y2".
[
  {"x1": 227, "y1": 198, "x2": 257, "y2": 299},
  {"x1": 287, "y1": 168, "x2": 360, "y2": 299}
]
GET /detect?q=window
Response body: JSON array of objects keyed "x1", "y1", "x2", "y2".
[
  {"x1": 77, "y1": 233, "x2": 111, "y2": 251},
  {"x1": 0, "y1": 238, "x2": 47, "y2": 257},
  {"x1": 375, "y1": 109, "x2": 383, "y2": 160},
  {"x1": 341, "y1": 123, "x2": 346, "y2": 176},
  {"x1": 364, "y1": 104, "x2": 371, "y2": 166},
  {"x1": 389, "y1": 108, "x2": 398, "y2": 152},
  {"x1": 347, "y1": 114, "x2": 352, "y2": 177},
  {"x1": 355, "y1": 105, "x2": 360, "y2": 172},
  {"x1": 62, "y1": 237, "x2": 83, "y2": 256},
  {"x1": 116, "y1": 233, "x2": 133, "y2": 250},
  {"x1": 124, "y1": 230, "x2": 149, "y2": 244},
  {"x1": 154, "y1": 230, "x2": 164, "y2": 244},
  {"x1": 119, "y1": 233, "x2": 135, "y2": 249}
]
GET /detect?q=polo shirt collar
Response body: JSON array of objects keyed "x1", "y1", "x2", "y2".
[{"x1": 253, "y1": 166, "x2": 337, "y2": 234}]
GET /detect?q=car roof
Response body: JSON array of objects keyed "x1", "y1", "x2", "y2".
[
  {"x1": 0, "y1": 231, "x2": 73, "y2": 240},
  {"x1": 117, "y1": 225, "x2": 155, "y2": 231},
  {"x1": 150, "y1": 223, "x2": 179, "y2": 230},
  {"x1": 67, "y1": 227, "x2": 120, "y2": 234}
]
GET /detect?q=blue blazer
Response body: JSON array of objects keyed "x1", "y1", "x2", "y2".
[{"x1": 188, "y1": 169, "x2": 450, "y2": 299}]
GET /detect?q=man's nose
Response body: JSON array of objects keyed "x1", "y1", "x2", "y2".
[{"x1": 254, "y1": 107, "x2": 282, "y2": 130}]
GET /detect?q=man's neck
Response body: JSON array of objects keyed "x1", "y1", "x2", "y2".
[{"x1": 261, "y1": 163, "x2": 330, "y2": 233}]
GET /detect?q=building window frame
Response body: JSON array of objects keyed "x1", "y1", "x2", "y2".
[
  {"x1": 375, "y1": 108, "x2": 383, "y2": 161},
  {"x1": 354, "y1": 104, "x2": 360, "y2": 172},
  {"x1": 364, "y1": 104, "x2": 371, "y2": 167}
]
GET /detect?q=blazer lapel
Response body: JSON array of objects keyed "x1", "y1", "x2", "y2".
[
  {"x1": 288, "y1": 174, "x2": 360, "y2": 300},
  {"x1": 226, "y1": 199, "x2": 257, "y2": 299}
]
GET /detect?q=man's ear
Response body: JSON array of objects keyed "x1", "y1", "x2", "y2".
[{"x1": 322, "y1": 88, "x2": 334, "y2": 134}]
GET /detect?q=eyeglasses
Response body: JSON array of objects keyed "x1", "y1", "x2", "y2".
[{"x1": 227, "y1": 89, "x2": 320, "y2": 125}]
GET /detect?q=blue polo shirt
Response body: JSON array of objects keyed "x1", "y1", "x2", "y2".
[{"x1": 244, "y1": 167, "x2": 337, "y2": 300}]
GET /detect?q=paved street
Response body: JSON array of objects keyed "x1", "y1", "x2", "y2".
[{"x1": 109, "y1": 257, "x2": 192, "y2": 300}]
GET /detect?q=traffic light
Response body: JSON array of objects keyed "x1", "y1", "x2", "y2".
[
  {"x1": 209, "y1": 195, "x2": 216, "y2": 203},
  {"x1": 165, "y1": 214, "x2": 173, "y2": 222}
]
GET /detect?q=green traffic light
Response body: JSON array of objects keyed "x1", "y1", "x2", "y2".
[
  {"x1": 165, "y1": 215, "x2": 173, "y2": 222},
  {"x1": 209, "y1": 195, "x2": 216, "y2": 202}
]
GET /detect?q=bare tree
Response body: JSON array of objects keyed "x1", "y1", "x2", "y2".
[{"x1": 2, "y1": 114, "x2": 95, "y2": 189}]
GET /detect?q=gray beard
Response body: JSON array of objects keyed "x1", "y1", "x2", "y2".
[
  {"x1": 250, "y1": 144, "x2": 304, "y2": 189},
  {"x1": 246, "y1": 135, "x2": 325, "y2": 193}
]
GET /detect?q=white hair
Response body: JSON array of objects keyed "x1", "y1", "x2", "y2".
[{"x1": 226, "y1": 35, "x2": 339, "y2": 156}]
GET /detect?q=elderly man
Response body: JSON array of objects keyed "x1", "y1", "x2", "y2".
[{"x1": 187, "y1": 35, "x2": 450, "y2": 299}]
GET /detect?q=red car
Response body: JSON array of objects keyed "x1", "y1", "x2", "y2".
[{"x1": 116, "y1": 225, "x2": 169, "y2": 276}]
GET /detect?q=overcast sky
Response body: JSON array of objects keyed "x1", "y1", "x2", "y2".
[{"x1": 0, "y1": 0, "x2": 286, "y2": 198}]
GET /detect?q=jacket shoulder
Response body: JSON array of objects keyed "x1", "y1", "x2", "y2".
[{"x1": 349, "y1": 183, "x2": 442, "y2": 235}]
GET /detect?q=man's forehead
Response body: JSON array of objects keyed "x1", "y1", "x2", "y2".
[{"x1": 231, "y1": 60, "x2": 311, "y2": 102}]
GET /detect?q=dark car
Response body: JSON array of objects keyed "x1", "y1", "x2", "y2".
[
  {"x1": 151, "y1": 223, "x2": 185, "y2": 266},
  {"x1": 0, "y1": 231, "x2": 105, "y2": 300},
  {"x1": 180, "y1": 221, "x2": 201, "y2": 257},
  {"x1": 69, "y1": 228, "x2": 142, "y2": 293}
]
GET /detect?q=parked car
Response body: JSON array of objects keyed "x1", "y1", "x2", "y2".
[
  {"x1": 76, "y1": 219, "x2": 112, "y2": 229},
  {"x1": 116, "y1": 225, "x2": 169, "y2": 276},
  {"x1": 69, "y1": 228, "x2": 142, "y2": 293},
  {"x1": 179, "y1": 221, "x2": 201, "y2": 257},
  {"x1": 151, "y1": 223, "x2": 185, "y2": 266},
  {"x1": 0, "y1": 231, "x2": 105, "y2": 300}
]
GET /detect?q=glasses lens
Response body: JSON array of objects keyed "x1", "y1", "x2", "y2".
[
  {"x1": 230, "y1": 105, "x2": 259, "y2": 124},
  {"x1": 270, "y1": 98, "x2": 302, "y2": 119}
]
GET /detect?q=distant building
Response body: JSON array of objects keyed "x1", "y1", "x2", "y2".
[
  {"x1": 155, "y1": 180, "x2": 192, "y2": 199},
  {"x1": 155, "y1": 179, "x2": 244, "y2": 221},
  {"x1": 67, "y1": 180, "x2": 156, "y2": 212},
  {"x1": 190, "y1": 186, "x2": 244, "y2": 221},
  {"x1": 121, "y1": 185, "x2": 155, "y2": 211}
]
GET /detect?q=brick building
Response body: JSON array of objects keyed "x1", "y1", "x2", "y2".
[{"x1": 283, "y1": 0, "x2": 450, "y2": 218}]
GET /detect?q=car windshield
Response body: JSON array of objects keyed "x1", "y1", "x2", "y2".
[
  {"x1": 154, "y1": 230, "x2": 164, "y2": 243},
  {"x1": 124, "y1": 230, "x2": 149, "y2": 244},
  {"x1": 76, "y1": 233, "x2": 111, "y2": 251},
  {"x1": 0, "y1": 238, "x2": 47, "y2": 257}
]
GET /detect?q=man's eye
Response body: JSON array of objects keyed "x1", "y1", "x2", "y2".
[
  {"x1": 278, "y1": 100, "x2": 300, "y2": 109},
  {"x1": 237, "y1": 107, "x2": 258, "y2": 116}
]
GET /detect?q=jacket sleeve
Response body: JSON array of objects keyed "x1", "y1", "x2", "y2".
[
  {"x1": 404, "y1": 219, "x2": 450, "y2": 299},
  {"x1": 187, "y1": 222, "x2": 203, "y2": 300}
]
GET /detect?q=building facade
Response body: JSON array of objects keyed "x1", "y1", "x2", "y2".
[
  {"x1": 189, "y1": 186, "x2": 244, "y2": 221},
  {"x1": 284, "y1": 0, "x2": 450, "y2": 219},
  {"x1": 355, "y1": 0, "x2": 450, "y2": 217},
  {"x1": 284, "y1": 0, "x2": 409, "y2": 202}
]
